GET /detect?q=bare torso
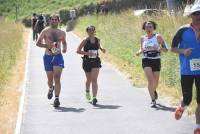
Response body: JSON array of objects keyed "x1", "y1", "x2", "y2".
[{"x1": 43, "y1": 28, "x2": 65, "y2": 55}]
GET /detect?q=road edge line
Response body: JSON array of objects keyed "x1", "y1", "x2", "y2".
[{"x1": 14, "y1": 30, "x2": 31, "y2": 134}]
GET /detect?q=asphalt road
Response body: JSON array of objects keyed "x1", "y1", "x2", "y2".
[{"x1": 19, "y1": 32, "x2": 194, "y2": 134}]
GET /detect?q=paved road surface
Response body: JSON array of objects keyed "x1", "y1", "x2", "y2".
[{"x1": 19, "y1": 32, "x2": 194, "y2": 134}]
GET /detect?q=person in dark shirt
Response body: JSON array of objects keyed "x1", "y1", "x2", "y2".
[
  {"x1": 77, "y1": 25, "x2": 106, "y2": 105},
  {"x1": 34, "y1": 14, "x2": 45, "y2": 37},
  {"x1": 31, "y1": 13, "x2": 38, "y2": 41}
]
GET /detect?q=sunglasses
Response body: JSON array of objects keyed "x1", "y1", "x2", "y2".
[{"x1": 192, "y1": 11, "x2": 200, "y2": 16}]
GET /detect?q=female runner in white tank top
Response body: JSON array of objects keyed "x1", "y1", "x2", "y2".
[{"x1": 136, "y1": 21, "x2": 168, "y2": 107}]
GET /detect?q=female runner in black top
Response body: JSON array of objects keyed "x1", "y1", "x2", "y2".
[{"x1": 77, "y1": 25, "x2": 106, "y2": 105}]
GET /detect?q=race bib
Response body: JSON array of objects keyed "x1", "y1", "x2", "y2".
[
  {"x1": 51, "y1": 47, "x2": 60, "y2": 54},
  {"x1": 88, "y1": 50, "x2": 97, "y2": 58},
  {"x1": 190, "y1": 59, "x2": 200, "y2": 71}
]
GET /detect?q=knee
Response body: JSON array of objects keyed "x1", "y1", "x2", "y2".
[
  {"x1": 47, "y1": 78, "x2": 53, "y2": 82},
  {"x1": 91, "y1": 78, "x2": 97, "y2": 84},
  {"x1": 86, "y1": 79, "x2": 91, "y2": 84},
  {"x1": 47, "y1": 78, "x2": 53, "y2": 84}
]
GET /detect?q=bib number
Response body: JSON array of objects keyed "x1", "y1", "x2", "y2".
[
  {"x1": 88, "y1": 50, "x2": 97, "y2": 58},
  {"x1": 51, "y1": 47, "x2": 60, "y2": 54},
  {"x1": 190, "y1": 59, "x2": 200, "y2": 71}
]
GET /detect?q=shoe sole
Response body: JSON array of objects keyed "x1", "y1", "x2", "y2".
[{"x1": 54, "y1": 102, "x2": 60, "y2": 108}]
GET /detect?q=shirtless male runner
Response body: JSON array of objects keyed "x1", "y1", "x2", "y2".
[{"x1": 36, "y1": 14, "x2": 67, "y2": 107}]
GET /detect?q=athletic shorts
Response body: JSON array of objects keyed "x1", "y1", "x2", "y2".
[
  {"x1": 82, "y1": 58, "x2": 101, "y2": 72},
  {"x1": 43, "y1": 54, "x2": 64, "y2": 71},
  {"x1": 142, "y1": 58, "x2": 161, "y2": 72},
  {"x1": 181, "y1": 75, "x2": 200, "y2": 105}
]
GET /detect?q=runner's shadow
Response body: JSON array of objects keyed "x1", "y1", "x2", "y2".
[
  {"x1": 92, "y1": 104, "x2": 122, "y2": 110},
  {"x1": 153, "y1": 103, "x2": 176, "y2": 112},
  {"x1": 54, "y1": 106, "x2": 86, "y2": 113}
]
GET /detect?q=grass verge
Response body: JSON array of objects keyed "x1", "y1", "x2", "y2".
[{"x1": 0, "y1": 19, "x2": 28, "y2": 134}]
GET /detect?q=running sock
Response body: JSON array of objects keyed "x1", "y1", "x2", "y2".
[
  {"x1": 49, "y1": 86, "x2": 54, "y2": 91},
  {"x1": 196, "y1": 124, "x2": 200, "y2": 129},
  {"x1": 86, "y1": 89, "x2": 89, "y2": 92},
  {"x1": 55, "y1": 96, "x2": 59, "y2": 99}
]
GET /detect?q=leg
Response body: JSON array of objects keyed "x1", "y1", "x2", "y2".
[
  {"x1": 144, "y1": 67, "x2": 156, "y2": 100},
  {"x1": 195, "y1": 75, "x2": 200, "y2": 125},
  {"x1": 83, "y1": 60, "x2": 92, "y2": 92},
  {"x1": 85, "y1": 72, "x2": 91, "y2": 92},
  {"x1": 181, "y1": 75, "x2": 194, "y2": 107},
  {"x1": 175, "y1": 75, "x2": 194, "y2": 120},
  {"x1": 152, "y1": 58, "x2": 161, "y2": 93},
  {"x1": 46, "y1": 71, "x2": 54, "y2": 88},
  {"x1": 43, "y1": 55, "x2": 55, "y2": 100},
  {"x1": 153, "y1": 71, "x2": 160, "y2": 90},
  {"x1": 153, "y1": 71, "x2": 160, "y2": 100},
  {"x1": 53, "y1": 66, "x2": 63, "y2": 97},
  {"x1": 91, "y1": 68, "x2": 100, "y2": 98},
  {"x1": 84, "y1": 72, "x2": 92, "y2": 101},
  {"x1": 36, "y1": 32, "x2": 38, "y2": 41},
  {"x1": 33, "y1": 30, "x2": 35, "y2": 40}
]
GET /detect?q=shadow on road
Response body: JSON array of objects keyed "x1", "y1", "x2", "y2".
[
  {"x1": 152, "y1": 103, "x2": 176, "y2": 112},
  {"x1": 93, "y1": 104, "x2": 122, "y2": 110},
  {"x1": 54, "y1": 107, "x2": 86, "y2": 113}
]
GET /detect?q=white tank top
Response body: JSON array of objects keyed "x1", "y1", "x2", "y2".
[{"x1": 142, "y1": 34, "x2": 160, "y2": 59}]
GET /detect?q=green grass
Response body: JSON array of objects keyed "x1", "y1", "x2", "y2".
[
  {"x1": 74, "y1": 11, "x2": 197, "y2": 111},
  {"x1": 0, "y1": 0, "x2": 106, "y2": 19},
  {"x1": 0, "y1": 19, "x2": 23, "y2": 90},
  {"x1": 1, "y1": 0, "x2": 187, "y2": 20}
]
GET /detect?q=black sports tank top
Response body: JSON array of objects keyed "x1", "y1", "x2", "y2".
[{"x1": 83, "y1": 37, "x2": 100, "y2": 60}]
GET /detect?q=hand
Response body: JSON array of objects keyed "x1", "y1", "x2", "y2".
[
  {"x1": 101, "y1": 48, "x2": 106, "y2": 53},
  {"x1": 136, "y1": 50, "x2": 142, "y2": 56},
  {"x1": 183, "y1": 48, "x2": 193, "y2": 56},
  {"x1": 51, "y1": 47, "x2": 60, "y2": 54},
  {"x1": 158, "y1": 47, "x2": 163, "y2": 52},
  {"x1": 62, "y1": 48, "x2": 67, "y2": 53}
]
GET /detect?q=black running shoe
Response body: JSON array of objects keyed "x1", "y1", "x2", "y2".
[
  {"x1": 151, "y1": 100, "x2": 157, "y2": 108},
  {"x1": 92, "y1": 98, "x2": 98, "y2": 105},
  {"x1": 154, "y1": 91, "x2": 158, "y2": 100},
  {"x1": 47, "y1": 86, "x2": 54, "y2": 100},
  {"x1": 54, "y1": 98, "x2": 60, "y2": 108}
]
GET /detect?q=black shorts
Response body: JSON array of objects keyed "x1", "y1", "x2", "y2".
[
  {"x1": 82, "y1": 58, "x2": 102, "y2": 72},
  {"x1": 142, "y1": 58, "x2": 161, "y2": 72},
  {"x1": 181, "y1": 75, "x2": 200, "y2": 105}
]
